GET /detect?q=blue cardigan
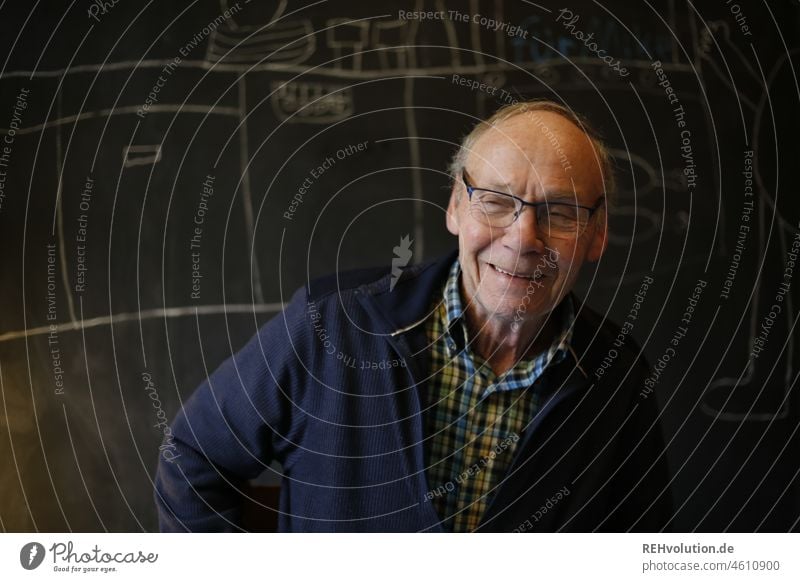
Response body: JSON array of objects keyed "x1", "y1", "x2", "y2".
[{"x1": 154, "y1": 249, "x2": 673, "y2": 532}]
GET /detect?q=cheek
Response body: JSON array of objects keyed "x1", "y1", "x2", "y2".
[
  {"x1": 553, "y1": 250, "x2": 583, "y2": 284},
  {"x1": 460, "y1": 223, "x2": 495, "y2": 254}
]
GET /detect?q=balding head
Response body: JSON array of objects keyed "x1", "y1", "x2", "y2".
[
  {"x1": 449, "y1": 100, "x2": 615, "y2": 202},
  {"x1": 445, "y1": 99, "x2": 610, "y2": 335}
]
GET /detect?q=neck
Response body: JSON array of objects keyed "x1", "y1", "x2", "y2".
[{"x1": 460, "y1": 283, "x2": 561, "y2": 376}]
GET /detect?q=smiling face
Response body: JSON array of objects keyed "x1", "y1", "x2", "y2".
[{"x1": 446, "y1": 110, "x2": 608, "y2": 328}]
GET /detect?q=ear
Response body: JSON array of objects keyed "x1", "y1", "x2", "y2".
[
  {"x1": 446, "y1": 187, "x2": 461, "y2": 236},
  {"x1": 585, "y1": 207, "x2": 608, "y2": 262}
]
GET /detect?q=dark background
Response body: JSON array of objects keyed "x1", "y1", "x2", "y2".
[{"x1": 0, "y1": 0, "x2": 798, "y2": 531}]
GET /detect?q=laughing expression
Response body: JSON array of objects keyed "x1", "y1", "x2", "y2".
[{"x1": 446, "y1": 111, "x2": 608, "y2": 328}]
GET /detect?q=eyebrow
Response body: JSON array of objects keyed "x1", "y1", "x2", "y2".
[
  {"x1": 465, "y1": 171, "x2": 582, "y2": 203},
  {"x1": 540, "y1": 191, "x2": 580, "y2": 202},
  {"x1": 480, "y1": 182, "x2": 580, "y2": 203}
]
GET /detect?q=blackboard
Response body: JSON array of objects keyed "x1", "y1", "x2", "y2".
[{"x1": 0, "y1": 0, "x2": 798, "y2": 531}]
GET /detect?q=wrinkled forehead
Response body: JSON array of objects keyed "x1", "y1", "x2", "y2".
[{"x1": 466, "y1": 111, "x2": 603, "y2": 192}]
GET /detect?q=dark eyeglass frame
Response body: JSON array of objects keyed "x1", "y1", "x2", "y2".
[{"x1": 461, "y1": 169, "x2": 605, "y2": 234}]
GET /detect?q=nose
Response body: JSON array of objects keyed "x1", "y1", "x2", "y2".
[{"x1": 502, "y1": 206, "x2": 548, "y2": 254}]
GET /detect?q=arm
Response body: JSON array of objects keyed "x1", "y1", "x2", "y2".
[{"x1": 154, "y1": 290, "x2": 305, "y2": 532}]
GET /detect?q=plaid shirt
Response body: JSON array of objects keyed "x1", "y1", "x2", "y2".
[{"x1": 423, "y1": 258, "x2": 575, "y2": 532}]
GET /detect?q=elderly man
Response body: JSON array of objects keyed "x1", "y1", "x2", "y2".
[{"x1": 155, "y1": 100, "x2": 673, "y2": 532}]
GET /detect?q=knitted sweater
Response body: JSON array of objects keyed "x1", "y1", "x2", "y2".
[{"x1": 154, "y1": 249, "x2": 673, "y2": 532}]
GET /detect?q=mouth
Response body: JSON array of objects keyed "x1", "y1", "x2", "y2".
[{"x1": 488, "y1": 262, "x2": 547, "y2": 281}]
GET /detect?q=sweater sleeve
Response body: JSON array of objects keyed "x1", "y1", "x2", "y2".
[{"x1": 154, "y1": 287, "x2": 306, "y2": 532}]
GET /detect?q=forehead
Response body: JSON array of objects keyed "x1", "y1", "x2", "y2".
[{"x1": 466, "y1": 111, "x2": 603, "y2": 196}]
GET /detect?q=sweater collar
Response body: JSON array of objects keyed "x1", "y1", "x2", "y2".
[
  {"x1": 357, "y1": 248, "x2": 459, "y2": 336},
  {"x1": 357, "y1": 248, "x2": 590, "y2": 380}
]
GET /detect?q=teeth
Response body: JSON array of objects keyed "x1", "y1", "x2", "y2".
[{"x1": 492, "y1": 264, "x2": 542, "y2": 279}]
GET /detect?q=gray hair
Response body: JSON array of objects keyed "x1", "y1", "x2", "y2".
[{"x1": 448, "y1": 99, "x2": 616, "y2": 205}]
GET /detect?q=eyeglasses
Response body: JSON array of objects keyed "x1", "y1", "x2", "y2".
[{"x1": 461, "y1": 169, "x2": 604, "y2": 240}]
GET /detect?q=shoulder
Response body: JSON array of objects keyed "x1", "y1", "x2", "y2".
[
  {"x1": 271, "y1": 263, "x2": 392, "y2": 327},
  {"x1": 304, "y1": 253, "x2": 448, "y2": 303},
  {"x1": 572, "y1": 298, "x2": 650, "y2": 379},
  {"x1": 305, "y1": 264, "x2": 390, "y2": 303}
]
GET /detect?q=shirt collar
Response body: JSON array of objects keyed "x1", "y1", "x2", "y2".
[{"x1": 441, "y1": 257, "x2": 575, "y2": 368}]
